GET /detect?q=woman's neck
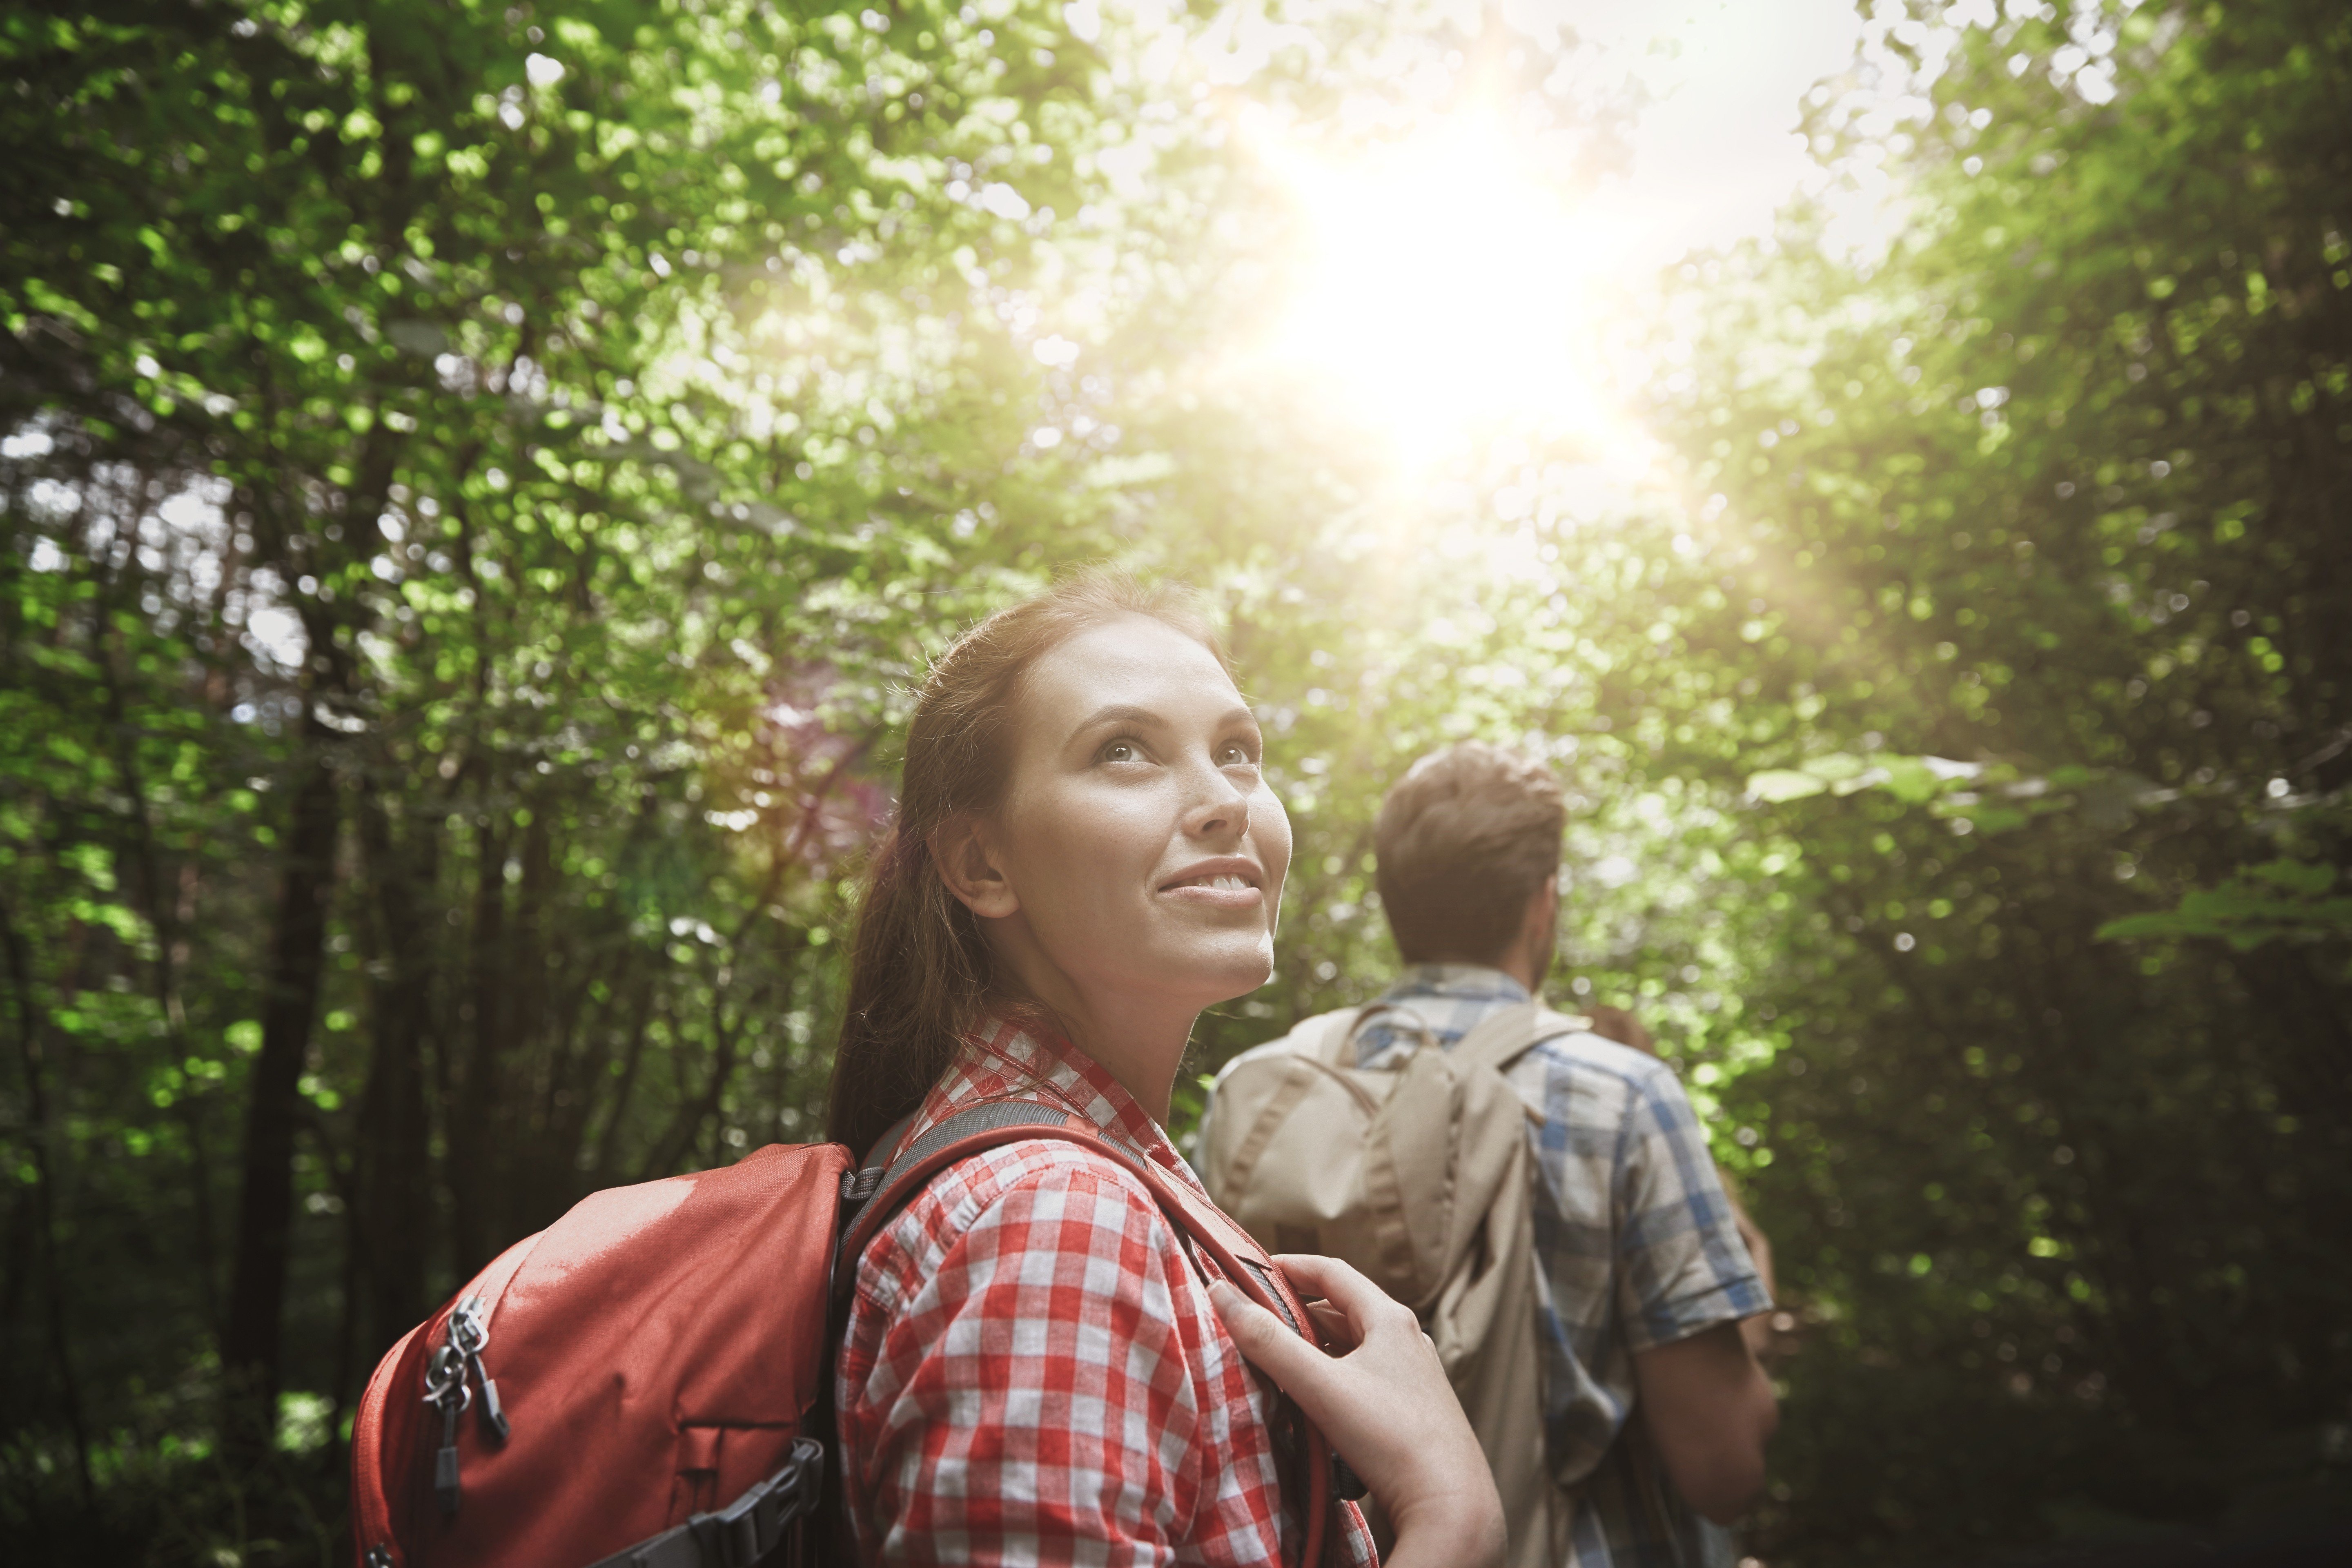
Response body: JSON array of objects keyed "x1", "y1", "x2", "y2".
[
  {"x1": 1047, "y1": 996, "x2": 1196, "y2": 1127},
  {"x1": 989, "y1": 939, "x2": 1198, "y2": 1125}
]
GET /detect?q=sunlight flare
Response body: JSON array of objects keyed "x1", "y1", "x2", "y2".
[{"x1": 1250, "y1": 114, "x2": 1639, "y2": 457}]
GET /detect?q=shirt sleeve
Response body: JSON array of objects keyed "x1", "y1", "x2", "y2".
[
  {"x1": 1611, "y1": 1065, "x2": 1772, "y2": 1353},
  {"x1": 849, "y1": 1154, "x2": 1212, "y2": 1567}
]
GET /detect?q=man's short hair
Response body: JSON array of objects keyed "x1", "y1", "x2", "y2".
[{"x1": 1374, "y1": 742, "x2": 1566, "y2": 966}]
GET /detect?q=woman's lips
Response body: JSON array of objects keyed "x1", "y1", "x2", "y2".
[{"x1": 1158, "y1": 870, "x2": 1264, "y2": 909}]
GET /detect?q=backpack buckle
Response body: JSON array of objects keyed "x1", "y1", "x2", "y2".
[{"x1": 686, "y1": 1438, "x2": 824, "y2": 1568}]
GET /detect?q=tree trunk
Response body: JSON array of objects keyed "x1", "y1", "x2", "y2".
[
  {"x1": 448, "y1": 817, "x2": 508, "y2": 1277},
  {"x1": 219, "y1": 737, "x2": 341, "y2": 1459},
  {"x1": 353, "y1": 788, "x2": 437, "y2": 1363},
  {"x1": 0, "y1": 901, "x2": 94, "y2": 1508}
]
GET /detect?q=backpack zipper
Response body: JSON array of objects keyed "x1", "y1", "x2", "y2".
[
  {"x1": 421, "y1": 1294, "x2": 511, "y2": 1516},
  {"x1": 422, "y1": 1343, "x2": 470, "y2": 1515},
  {"x1": 446, "y1": 1295, "x2": 509, "y2": 1441}
]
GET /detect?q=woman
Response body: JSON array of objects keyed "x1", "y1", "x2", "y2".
[{"x1": 828, "y1": 570, "x2": 1504, "y2": 1566}]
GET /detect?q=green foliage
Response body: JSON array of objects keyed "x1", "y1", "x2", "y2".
[
  {"x1": 2097, "y1": 858, "x2": 2352, "y2": 948},
  {"x1": 3, "y1": 0, "x2": 2350, "y2": 1564},
  {"x1": 2, "y1": 0, "x2": 1133, "y2": 1553},
  {"x1": 1634, "y1": 0, "x2": 2352, "y2": 1557}
]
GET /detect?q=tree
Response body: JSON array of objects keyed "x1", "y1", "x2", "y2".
[
  {"x1": 5, "y1": 0, "x2": 2348, "y2": 1562},
  {"x1": 4, "y1": 0, "x2": 1124, "y2": 1548},
  {"x1": 1628, "y1": 0, "x2": 2352, "y2": 1554}
]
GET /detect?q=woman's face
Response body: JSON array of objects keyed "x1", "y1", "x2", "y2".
[{"x1": 959, "y1": 612, "x2": 1292, "y2": 1026}]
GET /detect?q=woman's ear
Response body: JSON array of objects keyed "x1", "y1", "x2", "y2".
[{"x1": 931, "y1": 814, "x2": 1020, "y2": 920}]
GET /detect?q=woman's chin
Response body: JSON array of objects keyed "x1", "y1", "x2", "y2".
[{"x1": 1178, "y1": 939, "x2": 1277, "y2": 1005}]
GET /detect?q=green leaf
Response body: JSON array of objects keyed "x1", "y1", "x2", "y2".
[
  {"x1": 1748, "y1": 769, "x2": 1830, "y2": 803},
  {"x1": 2249, "y1": 858, "x2": 2336, "y2": 897},
  {"x1": 1800, "y1": 752, "x2": 1870, "y2": 782},
  {"x1": 1878, "y1": 757, "x2": 1942, "y2": 804}
]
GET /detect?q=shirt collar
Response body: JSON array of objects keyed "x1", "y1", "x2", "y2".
[
  {"x1": 1380, "y1": 962, "x2": 1533, "y2": 1005},
  {"x1": 915, "y1": 1014, "x2": 1184, "y2": 1176}
]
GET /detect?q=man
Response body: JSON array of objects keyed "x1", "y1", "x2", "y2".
[{"x1": 1354, "y1": 741, "x2": 1777, "y2": 1566}]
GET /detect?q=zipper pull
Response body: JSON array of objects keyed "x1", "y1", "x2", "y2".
[
  {"x1": 423, "y1": 1343, "x2": 471, "y2": 1516},
  {"x1": 448, "y1": 1296, "x2": 509, "y2": 1442}
]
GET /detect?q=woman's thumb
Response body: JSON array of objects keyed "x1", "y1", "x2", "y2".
[{"x1": 1209, "y1": 1281, "x2": 1318, "y2": 1392}]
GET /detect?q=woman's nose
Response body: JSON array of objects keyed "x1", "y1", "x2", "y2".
[{"x1": 1180, "y1": 760, "x2": 1252, "y2": 842}]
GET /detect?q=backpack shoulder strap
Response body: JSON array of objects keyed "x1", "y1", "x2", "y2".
[
  {"x1": 831, "y1": 1099, "x2": 1336, "y2": 1568},
  {"x1": 1299, "y1": 1005, "x2": 1368, "y2": 1065},
  {"x1": 1309, "y1": 1001, "x2": 1445, "y2": 1065},
  {"x1": 1448, "y1": 1000, "x2": 1593, "y2": 1078},
  {"x1": 833, "y1": 1099, "x2": 1097, "y2": 1281}
]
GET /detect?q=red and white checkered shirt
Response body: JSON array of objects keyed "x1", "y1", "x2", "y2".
[{"x1": 836, "y1": 1017, "x2": 1378, "y2": 1567}]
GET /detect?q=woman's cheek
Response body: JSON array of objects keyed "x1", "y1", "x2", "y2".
[{"x1": 1256, "y1": 783, "x2": 1294, "y2": 912}]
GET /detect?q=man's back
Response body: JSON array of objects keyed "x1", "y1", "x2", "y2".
[{"x1": 1355, "y1": 964, "x2": 1770, "y2": 1568}]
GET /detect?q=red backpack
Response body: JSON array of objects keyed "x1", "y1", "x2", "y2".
[{"x1": 350, "y1": 1100, "x2": 1345, "y2": 1568}]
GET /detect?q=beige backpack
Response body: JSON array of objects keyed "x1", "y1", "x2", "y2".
[{"x1": 1201, "y1": 1000, "x2": 1589, "y2": 1568}]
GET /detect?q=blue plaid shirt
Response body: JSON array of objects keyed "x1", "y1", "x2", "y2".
[{"x1": 1354, "y1": 965, "x2": 1768, "y2": 1568}]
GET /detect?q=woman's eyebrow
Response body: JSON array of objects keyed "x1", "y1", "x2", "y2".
[
  {"x1": 1067, "y1": 702, "x2": 1166, "y2": 742},
  {"x1": 1064, "y1": 702, "x2": 1257, "y2": 743}
]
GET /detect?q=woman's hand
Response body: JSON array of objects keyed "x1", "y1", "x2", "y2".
[{"x1": 1210, "y1": 1253, "x2": 1506, "y2": 1568}]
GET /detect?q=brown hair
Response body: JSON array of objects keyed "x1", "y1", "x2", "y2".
[
  {"x1": 1373, "y1": 741, "x2": 1566, "y2": 967},
  {"x1": 1581, "y1": 1004, "x2": 1653, "y2": 1053},
  {"x1": 824, "y1": 568, "x2": 1226, "y2": 1157}
]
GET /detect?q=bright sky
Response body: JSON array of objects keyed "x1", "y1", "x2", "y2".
[
  {"x1": 1221, "y1": 0, "x2": 1875, "y2": 460},
  {"x1": 1599, "y1": 0, "x2": 1872, "y2": 256}
]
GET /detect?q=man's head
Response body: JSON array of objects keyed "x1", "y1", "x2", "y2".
[{"x1": 1374, "y1": 742, "x2": 1567, "y2": 982}]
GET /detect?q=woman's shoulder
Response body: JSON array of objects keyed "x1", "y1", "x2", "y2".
[
  {"x1": 856, "y1": 1134, "x2": 1188, "y2": 1302},
  {"x1": 941, "y1": 1129, "x2": 1163, "y2": 1204}
]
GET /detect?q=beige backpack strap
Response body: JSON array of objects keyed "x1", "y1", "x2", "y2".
[
  {"x1": 1314, "y1": 1000, "x2": 1439, "y2": 1065},
  {"x1": 1214, "y1": 1009, "x2": 1365, "y2": 1194},
  {"x1": 1448, "y1": 1001, "x2": 1590, "y2": 1078},
  {"x1": 1300, "y1": 1006, "x2": 1370, "y2": 1065}
]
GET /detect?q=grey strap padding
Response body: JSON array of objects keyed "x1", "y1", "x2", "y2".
[
  {"x1": 860, "y1": 1111, "x2": 920, "y2": 1172},
  {"x1": 888, "y1": 1100, "x2": 1120, "y2": 1192},
  {"x1": 834, "y1": 1100, "x2": 1141, "y2": 1282}
]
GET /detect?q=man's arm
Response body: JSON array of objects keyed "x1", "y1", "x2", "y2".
[
  {"x1": 1631, "y1": 1320, "x2": 1779, "y2": 1524},
  {"x1": 1724, "y1": 1182, "x2": 1780, "y2": 1362},
  {"x1": 1603, "y1": 1060, "x2": 1780, "y2": 1522}
]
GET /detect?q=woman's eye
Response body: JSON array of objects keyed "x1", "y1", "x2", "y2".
[
  {"x1": 1218, "y1": 742, "x2": 1257, "y2": 767},
  {"x1": 1102, "y1": 740, "x2": 1138, "y2": 763}
]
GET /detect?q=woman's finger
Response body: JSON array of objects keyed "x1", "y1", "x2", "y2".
[
  {"x1": 1265, "y1": 1251, "x2": 1374, "y2": 1307},
  {"x1": 1208, "y1": 1281, "x2": 1326, "y2": 1393},
  {"x1": 1272, "y1": 1252, "x2": 1417, "y2": 1336},
  {"x1": 1305, "y1": 1300, "x2": 1357, "y2": 1350}
]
